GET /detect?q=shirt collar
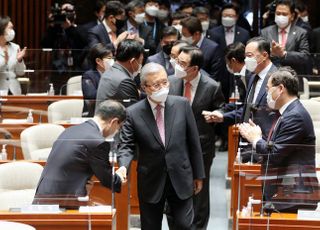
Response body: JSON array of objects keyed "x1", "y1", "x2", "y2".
[
  {"x1": 183, "y1": 72, "x2": 201, "y2": 86},
  {"x1": 196, "y1": 34, "x2": 205, "y2": 48},
  {"x1": 225, "y1": 25, "x2": 235, "y2": 32},
  {"x1": 103, "y1": 20, "x2": 112, "y2": 33},
  {"x1": 147, "y1": 97, "x2": 165, "y2": 110},
  {"x1": 127, "y1": 20, "x2": 137, "y2": 32},
  {"x1": 240, "y1": 65, "x2": 246, "y2": 76},
  {"x1": 257, "y1": 62, "x2": 272, "y2": 80},
  {"x1": 278, "y1": 23, "x2": 291, "y2": 34},
  {"x1": 91, "y1": 117, "x2": 103, "y2": 135},
  {"x1": 279, "y1": 97, "x2": 297, "y2": 115}
]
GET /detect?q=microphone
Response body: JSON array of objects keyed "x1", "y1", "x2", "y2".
[{"x1": 59, "y1": 80, "x2": 82, "y2": 95}]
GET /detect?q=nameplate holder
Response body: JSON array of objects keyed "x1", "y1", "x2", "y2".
[
  {"x1": 20, "y1": 204, "x2": 61, "y2": 213},
  {"x1": 297, "y1": 209, "x2": 320, "y2": 220},
  {"x1": 79, "y1": 205, "x2": 112, "y2": 213}
]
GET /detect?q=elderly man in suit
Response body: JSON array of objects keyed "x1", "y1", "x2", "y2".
[
  {"x1": 34, "y1": 100, "x2": 127, "y2": 199},
  {"x1": 260, "y1": 0, "x2": 311, "y2": 77},
  {"x1": 95, "y1": 39, "x2": 144, "y2": 108},
  {"x1": 146, "y1": 26, "x2": 180, "y2": 76},
  {"x1": 169, "y1": 45, "x2": 225, "y2": 229},
  {"x1": 207, "y1": 3, "x2": 250, "y2": 52},
  {"x1": 117, "y1": 62, "x2": 205, "y2": 229},
  {"x1": 206, "y1": 37, "x2": 277, "y2": 141},
  {"x1": 239, "y1": 67, "x2": 318, "y2": 212}
]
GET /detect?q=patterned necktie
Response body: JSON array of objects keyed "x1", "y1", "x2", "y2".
[
  {"x1": 243, "y1": 75, "x2": 259, "y2": 122},
  {"x1": 281, "y1": 29, "x2": 287, "y2": 47},
  {"x1": 184, "y1": 81, "x2": 192, "y2": 102},
  {"x1": 155, "y1": 104, "x2": 165, "y2": 144}
]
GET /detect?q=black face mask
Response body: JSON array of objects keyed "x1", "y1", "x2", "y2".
[
  {"x1": 115, "y1": 18, "x2": 126, "y2": 30},
  {"x1": 162, "y1": 43, "x2": 173, "y2": 55}
]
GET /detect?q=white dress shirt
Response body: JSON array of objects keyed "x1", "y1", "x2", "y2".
[
  {"x1": 183, "y1": 73, "x2": 201, "y2": 104},
  {"x1": 225, "y1": 26, "x2": 235, "y2": 46},
  {"x1": 196, "y1": 34, "x2": 205, "y2": 48},
  {"x1": 278, "y1": 24, "x2": 291, "y2": 47},
  {"x1": 148, "y1": 97, "x2": 165, "y2": 120},
  {"x1": 253, "y1": 62, "x2": 272, "y2": 103}
]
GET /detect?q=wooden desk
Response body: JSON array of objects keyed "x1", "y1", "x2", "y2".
[
  {"x1": 238, "y1": 212, "x2": 320, "y2": 229},
  {"x1": 1, "y1": 95, "x2": 83, "y2": 122},
  {"x1": 0, "y1": 210, "x2": 115, "y2": 230},
  {"x1": 228, "y1": 125, "x2": 239, "y2": 177}
]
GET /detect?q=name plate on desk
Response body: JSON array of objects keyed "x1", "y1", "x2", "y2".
[
  {"x1": 297, "y1": 209, "x2": 320, "y2": 220},
  {"x1": 79, "y1": 205, "x2": 112, "y2": 213},
  {"x1": 20, "y1": 204, "x2": 61, "y2": 213}
]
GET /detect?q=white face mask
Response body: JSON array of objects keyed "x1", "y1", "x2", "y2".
[
  {"x1": 201, "y1": 21, "x2": 210, "y2": 31},
  {"x1": 145, "y1": 6, "x2": 159, "y2": 17},
  {"x1": 150, "y1": 87, "x2": 169, "y2": 103},
  {"x1": 169, "y1": 58, "x2": 176, "y2": 68},
  {"x1": 267, "y1": 88, "x2": 281, "y2": 109},
  {"x1": 275, "y1": 15, "x2": 289, "y2": 29},
  {"x1": 221, "y1": 17, "x2": 236, "y2": 27},
  {"x1": 134, "y1": 13, "x2": 145, "y2": 24},
  {"x1": 4, "y1": 29, "x2": 15, "y2": 42},
  {"x1": 226, "y1": 64, "x2": 234, "y2": 74},
  {"x1": 301, "y1": 16, "x2": 309, "y2": 23},
  {"x1": 181, "y1": 35, "x2": 193, "y2": 45},
  {"x1": 103, "y1": 58, "x2": 114, "y2": 71},
  {"x1": 173, "y1": 24, "x2": 182, "y2": 34},
  {"x1": 244, "y1": 57, "x2": 258, "y2": 72},
  {"x1": 174, "y1": 64, "x2": 187, "y2": 79},
  {"x1": 131, "y1": 60, "x2": 142, "y2": 78},
  {"x1": 157, "y1": 9, "x2": 169, "y2": 19}
]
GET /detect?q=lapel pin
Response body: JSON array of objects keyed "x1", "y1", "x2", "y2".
[{"x1": 293, "y1": 31, "x2": 296, "y2": 35}]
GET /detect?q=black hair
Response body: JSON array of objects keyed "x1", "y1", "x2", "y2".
[
  {"x1": 105, "y1": 1, "x2": 125, "y2": 18},
  {"x1": 89, "y1": 43, "x2": 113, "y2": 67},
  {"x1": 95, "y1": 100, "x2": 126, "y2": 122},
  {"x1": 171, "y1": 11, "x2": 189, "y2": 22},
  {"x1": 270, "y1": 66, "x2": 299, "y2": 96},
  {"x1": 193, "y1": 6, "x2": 209, "y2": 16},
  {"x1": 221, "y1": 3, "x2": 240, "y2": 15},
  {"x1": 160, "y1": 26, "x2": 180, "y2": 40},
  {"x1": 0, "y1": 16, "x2": 10, "y2": 36},
  {"x1": 225, "y1": 42, "x2": 245, "y2": 63},
  {"x1": 247, "y1": 36, "x2": 271, "y2": 56},
  {"x1": 295, "y1": 2, "x2": 307, "y2": 13},
  {"x1": 276, "y1": 0, "x2": 295, "y2": 14},
  {"x1": 115, "y1": 39, "x2": 144, "y2": 62},
  {"x1": 95, "y1": 0, "x2": 106, "y2": 13},
  {"x1": 180, "y1": 45, "x2": 203, "y2": 69},
  {"x1": 125, "y1": 0, "x2": 145, "y2": 16},
  {"x1": 180, "y1": 16, "x2": 202, "y2": 34}
]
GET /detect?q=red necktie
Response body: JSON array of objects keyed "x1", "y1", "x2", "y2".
[
  {"x1": 281, "y1": 29, "x2": 287, "y2": 47},
  {"x1": 267, "y1": 111, "x2": 281, "y2": 141},
  {"x1": 184, "y1": 81, "x2": 192, "y2": 102},
  {"x1": 156, "y1": 104, "x2": 165, "y2": 144}
]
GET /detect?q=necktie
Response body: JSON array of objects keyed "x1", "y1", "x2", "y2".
[
  {"x1": 155, "y1": 104, "x2": 165, "y2": 144},
  {"x1": 281, "y1": 29, "x2": 287, "y2": 47},
  {"x1": 184, "y1": 81, "x2": 192, "y2": 102},
  {"x1": 267, "y1": 111, "x2": 281, "y2": 141},
  {"x1": 243, "y1": 75, "x2": 259, "y2": 122}
]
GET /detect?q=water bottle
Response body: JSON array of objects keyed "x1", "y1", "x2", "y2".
[
  {"x1": 1, "y1": 144, "x2": 7, "y2": 160},
  {"x1": 26, "y1": 109, "x2": 34, "y2": 123},
  {"x1": 48, "y1": 83, "x2": 55, "y2": 96}
]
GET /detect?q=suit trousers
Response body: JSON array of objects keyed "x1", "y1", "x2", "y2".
[{"x1": 139, "y1": 174, "x2": 194, "y2": 230}]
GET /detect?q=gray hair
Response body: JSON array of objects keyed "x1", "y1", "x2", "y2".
[
  {"x1": 140, "y1": 62, "x2": 167, "y2": 85},
  {"x1": 95, "y1": 100, "x2": 126, "y2": 122}
]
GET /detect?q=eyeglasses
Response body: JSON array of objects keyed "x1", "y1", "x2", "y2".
[
  {"x1": 145, "y1": 80, "x2": 169, "y2": 91},
  {"x1": 176, "y1": 59, "x2": 190, "y2": 69}
]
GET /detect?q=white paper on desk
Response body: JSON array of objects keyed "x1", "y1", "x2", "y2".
[
  {"x1": 21, "y1": 204, "x2": 61, "y2": 213},
  {"x1": 26, "y1": 93, "x2": 48, "y2": 96},
  {"x1": 297, "y1": 209, "x2": 320, "y2": 220},
  {"x1": 2, "y1": 119, "x2": 27, "y2": 124},
  {"x1": 79, "y1": 205, "x2": 112, "y2": 213}
]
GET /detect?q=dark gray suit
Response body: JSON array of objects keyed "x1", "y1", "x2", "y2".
[
  {"x1": 118, "y1": 95, "x2": 205, "y2": 229},
  {"x1": 87, "y1": 23, "x2": 113, "y2": 48},
  {"x1": 169, "y1": 73, "x2": 224, "y2": 229},
  {"x1": 146, "y1": 51, "x2": 174, "y2": 76},
  {"x1": 256, "y1": 99, "x2": 317, "y2": 211},
  {"x1": 261, "y1": 24, "x2": 311, "y2": 75},
  {"x1": 95, "y1": 63, "x2": 139, "y2": 108},
  {"x1": 34, "y1": 120, "x2": 121, "y2": 197}
]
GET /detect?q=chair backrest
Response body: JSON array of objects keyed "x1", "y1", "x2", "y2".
[
  {"x1": 300, "y1": 99, "x2": 320, "y2": 122},
  {"x1": 48, "y1": 99, "x2": 84, "y2": 123},
  {"x1": 0, "y1": 221, "x2": 36, "y2": 230},
  {"x1": 67, "y1": 75, "x2": 82, "y2": 96},
  {"x1": 0, "y1": 162, "x2": 43, "y2": 210},
  {"x1": 299, "y1": 77, "x2": 309, "y2": 99},
  {"x1": 20, "y1": 124, "x2": 65, "y2": 160}
]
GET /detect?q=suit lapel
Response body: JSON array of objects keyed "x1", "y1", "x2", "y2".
[
  {"x1": 272, "y1": 26, "x2": 279, "y2": 43},
  {"x1": 140, "y1": 99, "x2": 164, "y2": 147},
  {"x1": 285, "y1": 25, "x2": 296, "y2": 50},
  {"x1": 169, "y1": 78, "x2": 184, "y2": 96},
  {"x1": 164, "y1": 97, "x2": 176, "y2": 149},
  {"x1": 255, "y1": 65, "x2": 277, "y2": 105},
  {"x1": 192, "y1": 74, "x2": 207, "y2": 109},
  {"x1": 220, "y1": 26, "x2": 227, "y2": 49}
]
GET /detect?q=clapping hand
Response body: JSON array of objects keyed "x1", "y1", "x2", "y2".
[
  {"x1": 17, "y1": 47, "x2": 27, "y2": 62},
  {"x1": 202, "y1": 110, "x2": 224, "y2": 123},
  {"x1": 271, "y1": 40, "x2": 285, "y2": 57},
  {"x1": 115, "y1": 166, "x2": 127, "y2": 184}
]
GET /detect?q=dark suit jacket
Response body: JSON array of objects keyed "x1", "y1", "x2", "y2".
[
  {"x1": 256, "y1": 99, "x2": 317, "y2": 204},
  {"x1": 78, "y1": 20, "x2": 99, "y2": 46},
  {"x1": 223, "y1": 64, "x2": 277, "y2": 139},
  {"x1": 87, "y1": 23, "x2": 113, "y2": 49},
  {"x1": 119, "y1": 22, "x2": 156, "y2": 55},
  {"x1": 35, "y1": 120, "x2": 121, "y2": 197},
  {"x1": 82, "y1": 69, "x2": 101, "y2": 117},
  {"x1": 207, "y1": 25, "x2": 250, "y2": 51},
  {"x1": 168, "y1": 72, "x2": 225, "y2": 157},
  {"x1": 118, "y1": 96, "x2": 205, "y2": 203},
  {"x1": 146, "y1": 51, "x2": 174, "y2": 76},
  {"x1": 260, "y1": 24, "x2": 311, "y2": 75},
  {"x1": 95, "y1": 63, "x2": 139, "y2": 109}
]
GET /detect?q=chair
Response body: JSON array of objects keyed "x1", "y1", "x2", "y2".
[
  {"x1": 20, "y1": 124, "x2": 65, "y2": 160},
  {"x1": 300, "y1": 99, "x2": 320, "y2": 123},
  {"x1": 0, "y1": 221, "x2": 36, "y2": 230},
  {"x1": 67, "y1": 75, "x2": 82, "y2": 96},
  {"x1": 47, "y1": 99, "x2": 84, "y2": 123},
  {"x1": 299, "y1": 77, "x2": 310, "y2": 99},
  {"x1": 0, "y1": 162, "x2": 43, "y2": 210}
]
